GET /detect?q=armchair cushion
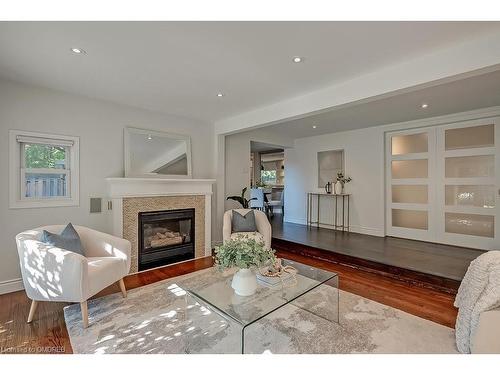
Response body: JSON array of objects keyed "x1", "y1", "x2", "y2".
[
  {"x1": 231, "y1": 210, "x2": 257, "y2": 232},
  {"x1": 223, "y1": 209, "x2": 272, "y2": 249},
  {"x1": 41, "y1": 223, "x2": 84, "y2": 256}
]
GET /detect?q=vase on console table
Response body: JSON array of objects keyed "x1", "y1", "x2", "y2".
[
  {"x1": 231, "y1": 268, "x2": 257, "y2": 296},
  {"x1": 334, "y1": 181, "x2": 343, "y2": 195}
]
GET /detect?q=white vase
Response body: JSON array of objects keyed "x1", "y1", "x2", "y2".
[
  {"x1": 334, "y1": 181, "x2": 343, "y2": 195},
  {"x1": 231, "y1": 268, "x2": 257, "y2": 296}
]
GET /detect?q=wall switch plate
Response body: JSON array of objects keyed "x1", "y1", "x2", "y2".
[{"x1": 90, "y1": 197, "x2": 102, "y2": 213}]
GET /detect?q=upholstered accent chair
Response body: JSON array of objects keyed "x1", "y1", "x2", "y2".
[
  {"x1": 16, "y1": 225, "x2": 131, "y2": 328},
  {"x1": 222, "y1": 209, "x2": 272, "y2": 249}
]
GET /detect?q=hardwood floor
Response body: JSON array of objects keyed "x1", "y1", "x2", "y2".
[
  {"x1": 0, "y1": 252, "x2": 457, "y2": 354},
  {"x1": 272, "y1": 216, "x2": 482, "y2": 281},
  {"x1": 0, "y1": 256, "x2": 213, "y2": 354}
]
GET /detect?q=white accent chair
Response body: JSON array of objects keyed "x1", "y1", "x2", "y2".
[
  {"x1": 223, "y1": 209, "x2": 272, "y2": 249},
  {"x1": 16, "y1": 225, "x2": 131, "y2": 328},
  {"x1": 250, "y1": 188, "x2": 266, "y2": 211}
]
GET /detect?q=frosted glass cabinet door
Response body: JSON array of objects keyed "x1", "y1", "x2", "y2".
[
  {"x1": 391, "y1": 160, "x2": 428, "y2": 179},
  {"x1": 445, "y1": 213, "x2": 494, "y2": 238},
  {"x1": 445, "y1": 155, "x2": 494, "y2": 178},
  {"x1": 392, "y1": 209, "x2": 428, "y2": 230},
  {"x1": 392, "y1": 185, "x2": 428, "y2": 204},
  {"x1": 387, "y1": 119, "x2": 499, "y2": 249},
  {"x1": 439, "y1": 119, "x2": 498, "y2": 250},
  {"x1": 386, "y1": 128, "x2": 432, "y2": 241},
  {"x1": 392, "y1": 133, "x2": 428, "y2": 155},
  {"x1": 445, "y1": 124, "x2": 494, "y2": 150},
  {"x1": 445, "y1": 185, "x2": 495, "y2": 208}
]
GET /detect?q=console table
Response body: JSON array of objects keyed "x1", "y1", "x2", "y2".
[{"x1": 306, "y1": 192, "x2": 350, "y2": 232}]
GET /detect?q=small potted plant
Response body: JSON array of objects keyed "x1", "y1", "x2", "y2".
[
  {"x1": 226, "y1": 187, "x2": 257, "y2": 209},
  {"x1": 214, "y1": 237, "x2": 276, "y2": 296},
  {"x1": 335, "y1": 172, "x2": 352, "y2": 194}
]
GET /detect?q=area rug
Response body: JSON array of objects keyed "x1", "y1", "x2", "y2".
[{"x1": 64, "y1": 267, "x2": 458, "y2": 354}]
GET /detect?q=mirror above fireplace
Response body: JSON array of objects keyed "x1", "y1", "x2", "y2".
[{"x1": 124, "y1": 127, "x2": 192, "y2": 178}]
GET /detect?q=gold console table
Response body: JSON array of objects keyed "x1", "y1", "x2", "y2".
[{"x1": 306, "y1": 192, "x2": 350, "y2": 232}]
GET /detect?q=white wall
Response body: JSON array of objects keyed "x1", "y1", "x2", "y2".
[
  {"x1": 0, "y1": 79, "x2": 214, "y2": 293},
  {"x1": 284, "y1": 106, "x2": 500, "y2": 238},
  {"x1": 285, "y1": 126, "x2": 385, "y2": 236}
]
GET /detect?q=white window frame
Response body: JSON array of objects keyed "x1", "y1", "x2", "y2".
[{"x1": 9, "y1": 130, "x2": 80, "y2": 209}]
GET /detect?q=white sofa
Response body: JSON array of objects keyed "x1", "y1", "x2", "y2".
[
  {"x1": 223, "y1": 209, "x2": 272, "y2": 249},
  {"x1": 471, "y1": 308, "x2": 500, "y2": 353},
  {"x1": 16, "y1": 225, "x2": 131, "y2": 328}
]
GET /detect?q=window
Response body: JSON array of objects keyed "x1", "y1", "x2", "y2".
[
  {"x1": 9, "y1": 130, "x2": 79, "y2": 208},
  {"x1": 261, "y1": 170, "x2": 277, "y2": 184}
]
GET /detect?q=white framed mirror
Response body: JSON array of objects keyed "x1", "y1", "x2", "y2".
[{"x1": 124, "y1": 127, "x2": 192, "y2": 178}]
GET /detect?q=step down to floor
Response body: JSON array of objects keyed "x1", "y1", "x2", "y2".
[{"x1": 272, "y1": 237, "x2": 461, "y2": 295}]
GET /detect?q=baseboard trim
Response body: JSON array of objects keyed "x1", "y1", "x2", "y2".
[
  {"x1": 0, "y1": 278, "x2": 24, "y2": 295},
  {"x1": 284, "y1": 217, "x2": 384, "y2": 237}
]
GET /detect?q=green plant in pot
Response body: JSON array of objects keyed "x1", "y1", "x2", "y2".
[
  {"x1": 226, "y1": 187, "x2": 257, "y2": 209},
  {"x1": 214, "y1": 237, "x2": 276, "y2": 296}
]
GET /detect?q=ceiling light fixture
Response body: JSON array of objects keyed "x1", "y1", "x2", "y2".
[
  {"x1": 217, "y1": 93, "x2": 224, "y2": 97},
  {"x1": 312, "y1": 125, "x2": 317, "y2": 129},
  {"x1": 71, "y1": 47, "x2": 86, "y2": 54},
  {"x1": 421, "y1": 103, "x2": 429, "y2": 109},
  {"x1": 292, "y1": 56, "x2": 303, "y2": 63},
  {"x1": 147, "y1": 135, "x2": 152, "y2": 140}
]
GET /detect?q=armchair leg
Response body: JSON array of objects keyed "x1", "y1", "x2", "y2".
[
  {"x1": 118, "y1": 278, "x2": 127, "y2": 298},
  {"x1": 80, "y1": 301, "x2": 88, "y2": 328},
  {"x1": 27, "y1": 300, "x2": 38, "y2": 323}
]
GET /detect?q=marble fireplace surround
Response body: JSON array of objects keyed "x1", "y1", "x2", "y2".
[{"x1": 106, "y1": 178, "x2": 215, "y2": 274}]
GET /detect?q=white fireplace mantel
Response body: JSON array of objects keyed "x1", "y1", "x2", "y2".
[
  {"x1": 105, "y1": 177, "x2": 215, "y2": 261},
  {"x1": 106, "y1": 177, "x2": 215, "y2": 198}
]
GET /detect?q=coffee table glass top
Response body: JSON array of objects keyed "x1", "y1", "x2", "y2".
[{"x1": 185, "y1": 259, "x2": 337, "y2": 327}]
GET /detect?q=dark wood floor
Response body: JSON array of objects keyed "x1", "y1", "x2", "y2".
[
  {"x1": 0, "y1": 251, "x2": 458, "y2": 354},
  {"x1": 272, "y1": 216, "x2": 483, "y2": 281}
]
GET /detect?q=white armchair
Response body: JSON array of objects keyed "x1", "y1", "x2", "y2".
[
  {"x1": 223, "y1": 209, "x2": 272, "y2": 249},
  {"x1": 16, "y1": 225, "x2": 131, "y2": 328}
]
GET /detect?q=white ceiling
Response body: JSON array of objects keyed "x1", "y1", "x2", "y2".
[
  {"x1": 258, "y1": 69, "x2": 500, "y2": 139},
  {"x1": 1, "y1": 22, "x2": 500, "y2": 122},
  {"x1": 250, "y1": 141, "x2": 286, "y2": 153}
]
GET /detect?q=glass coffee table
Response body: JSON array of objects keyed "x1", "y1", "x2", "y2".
[{"x1": 183, "y1": 259, "x2": 339, "y2": 353}]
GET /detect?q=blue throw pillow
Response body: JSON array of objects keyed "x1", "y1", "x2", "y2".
[
  {"x1": 41, "y1": 223, "x2": 85, "y2": 256},
  {"x1": 232, "y1": 210, "x2": 257, "y2": 233}
]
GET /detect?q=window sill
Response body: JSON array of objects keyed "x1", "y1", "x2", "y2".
[{"x1": 9, "y1": 198, "x2": 80, "y2": 209}]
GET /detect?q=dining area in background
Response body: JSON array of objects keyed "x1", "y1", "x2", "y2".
[{"x1": 250, "y1": 187, "x2": 284, "y2": 218}]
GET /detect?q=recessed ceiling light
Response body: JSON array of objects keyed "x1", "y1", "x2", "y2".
[
  {"x1": 147, "y1": 135, "x2": 152, "y2": 140},
  {"x1": 292, "y1": 56, "x2": 303, "y2": 63},
  {"x1": 71, "y1": 47, "x2": 86, "y2": 54},
  {"x1": 312, "y1": 125, "x2": 317, "y2": 129},
  {"x1": 421, "y1": 103, "x2": 429, "y2": 109},
  {"x1": 217, "y1": 93, "x2": 224, "y2": 97}
]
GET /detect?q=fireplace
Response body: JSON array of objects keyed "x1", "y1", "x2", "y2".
[{"x1": 138, "y1": 208, "x2": 195, "y2": 271}]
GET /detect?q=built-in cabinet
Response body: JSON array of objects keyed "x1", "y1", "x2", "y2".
[{"x1": 385, "y1": 118, "x2": 499, "y2": 250}]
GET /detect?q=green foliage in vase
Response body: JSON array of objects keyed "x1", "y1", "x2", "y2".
[
  {"x1": 336, "y1": 172, "x2": 352, "y2": 185},
  {"x1": 214, "y1": 237, "x2": 276, "y2": 271},
  {"x1": 226, "y1": 187, "x2": 257, "y2": 209}
]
